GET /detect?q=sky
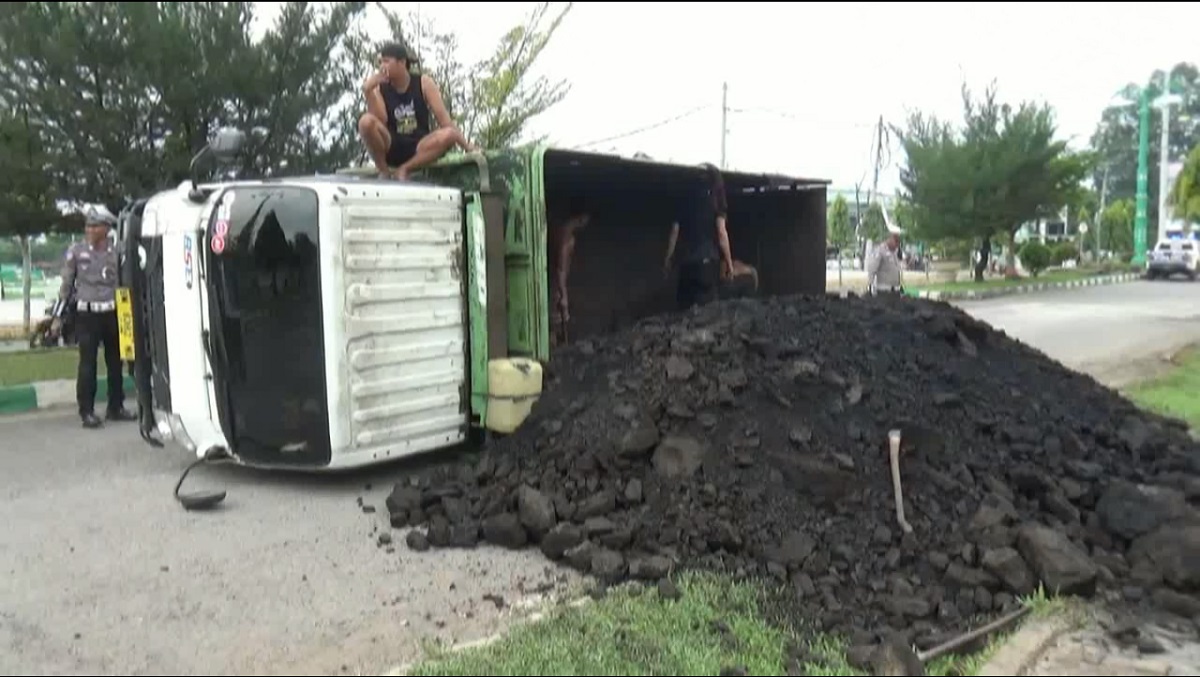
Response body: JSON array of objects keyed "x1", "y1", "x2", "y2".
[{"x1": 260, "y1": 1, "x2": 1199, "y2": 197}]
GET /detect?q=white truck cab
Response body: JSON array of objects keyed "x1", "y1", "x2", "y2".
[{"x1": 123, "y1": 177, "x2": 488, "y2": 472}]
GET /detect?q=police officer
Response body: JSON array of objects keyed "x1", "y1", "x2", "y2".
[
  {"x1": 867, "y1": 232, "x2": 905, "y2": 295},
  {"x1": 53, "y1": 208, "x2": 136, "y2": 428}
]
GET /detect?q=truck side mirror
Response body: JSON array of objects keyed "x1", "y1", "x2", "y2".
[
  {"x1": 210, "y1": 128, "x2": 247, "y2": 162},
  {"x1": 188, "y1": 127, "x2": 248, "y2": 202}
]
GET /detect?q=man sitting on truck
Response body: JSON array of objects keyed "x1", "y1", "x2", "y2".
[
  {"x1": 357, "y1": 41, "x2": 476, "y2": 180},
  {"x1": 549, "y1": 198, "x2": 590, "y2": 346}
]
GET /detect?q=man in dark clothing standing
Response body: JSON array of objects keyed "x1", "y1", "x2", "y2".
[
  {"x1": 357, "y1": 41, "x2": 476, "y2": 180},
  {"x1": 54, "y1": 209, "x2": 136, "y2": 429},
  {"x1": 663, "y1": 164, "x2": 734, "y2": 310}
]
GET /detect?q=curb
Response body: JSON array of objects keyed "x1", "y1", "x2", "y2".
[
  {"x1": 910, "y1": 273, "x2": 1142, "y2": 301},
  {"x1": 976, "y1": 616, "x2": 1073, "y2": 676},
  {"x1": 0, "y1": 374, "x2": 135, "y2": 415}
]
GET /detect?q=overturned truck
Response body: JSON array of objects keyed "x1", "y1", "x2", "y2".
[{"x1": 118, "y1": 138, "x2": 828, "y2": 502}]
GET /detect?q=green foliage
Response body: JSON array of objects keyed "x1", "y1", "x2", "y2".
[
  {"x1": 826, "y1": 195, "x2": 853, "y2": 252},
  {"x1": 0, "y1": 236, "x2": 74, "y2": 267},
  {"x1": 408, "y1": 572, "x2": 797, "y2": 676},
  {"x1": 1081, "y1": 199, "x2": 1136, "y2": 255},
  {"x1": 860, "y1": 202, "x2": 888, "y2": 243},
  {"x1": 0, "y1": 0, "x2": 573, "y2": 213},
  {"x1": 0, "y1": 105, "x2": 60, "y2": 239},
  {"x1": 1090, "y1": 63, "x2": 1200, "y2": 224},
  {"x1": 1050, "y1": 241, "x2": 1077, "y2": 266},
  {"x1": 0, "y1": 102, "x2": 65, "y2": 329},
  {"x1": 0, "y1": 1, "x2": 368, "y2": 208},
  {"x1": 1169, "y1": 144, "x2": 1200, "y2": 224},
  {"x1": 891, "y1": 198, "x2": 917, "y2": 233},
  {"x1": 1125, "y1": 345, "x2": 1200, "y2": 432},
  {"x1": 1019, "y1": 241, "x2": 1052, "y2": 276},
  {"x1": 363, "y1": 1, "x2": 572, "y2": 150},
  {"x1": 894, "y1": 82, "x2": 1092, "y2": 258}
]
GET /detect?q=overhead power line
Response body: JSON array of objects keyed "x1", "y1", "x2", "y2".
[
  {"x1": 728, "y1": 106, "x2": 879, "y2": 131},
  {"x1": 572, "y1": 104, "x2": 713, "y2": 150}
]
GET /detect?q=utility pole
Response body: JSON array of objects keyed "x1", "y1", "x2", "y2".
[
  {"x1": 1156, "y1": 67, "x2": 1180, "y2": 242},
  {"x1": 720, "y1": 82, "x2": 728, "y2": 170},
  {"x1": 1096, "y1": 166, "x2": 1109, "y2": 261},
  {"x1": 867, "y1": 116, "x2": 886, "y2": 255},
  {"x1": 870, "y1": 116, "x2": 885, "y2": 206}
]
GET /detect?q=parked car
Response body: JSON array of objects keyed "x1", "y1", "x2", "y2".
[{"x1": 1145, "y1": 238, "x2": 1198, "y2": 281}]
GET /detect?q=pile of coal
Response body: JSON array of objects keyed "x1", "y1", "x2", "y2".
[{"x1": 383, "y1": 293, "x2": 1200, "y2": 646}]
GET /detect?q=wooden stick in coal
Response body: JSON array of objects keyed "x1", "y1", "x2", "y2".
[
  {"x1": 917, "y1": 604, "x2": 1032, "y2": 663},
  {"x1": 889, "y1": 429, "x2": 913, "y2": 534}
]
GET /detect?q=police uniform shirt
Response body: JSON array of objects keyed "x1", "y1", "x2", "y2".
[
  {"x1": 60, "y1": 241, "x2": 119, "y2": 310},
  {"x1": 867, "y1": 242, "x2": 902, "y2": 290}
]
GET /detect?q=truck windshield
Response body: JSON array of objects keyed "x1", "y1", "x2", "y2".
[{"x1": 206, "y1": 186, "x2": 331, "y2": 466}]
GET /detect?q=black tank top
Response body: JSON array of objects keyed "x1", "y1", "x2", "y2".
[{"x1": 380, "y1": 73, "x2": 431, "y2": 142}]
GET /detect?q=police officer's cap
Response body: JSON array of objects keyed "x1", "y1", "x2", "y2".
[{"x1": 84, "y1": 207, "x2": 117, "y2": 228}]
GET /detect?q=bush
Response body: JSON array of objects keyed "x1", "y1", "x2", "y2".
[
  {"x1": 1051, "y1": 242, "x2": 1077, "y2": 266},
  {"x1": 1019, "y1": 241, "x2": 1053, "y2": 277}
]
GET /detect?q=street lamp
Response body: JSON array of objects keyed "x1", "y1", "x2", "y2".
[
  {"x1": 1107, "y1": 68, "x2": 1184, "y2": 266},
  {"x1": 1154, "y1": 89, "x2": 1184, "y2": 242}
]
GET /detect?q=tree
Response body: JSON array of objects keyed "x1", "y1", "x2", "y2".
[
  {"x1": 860, "y1": 202, "x2": 889, "y2": 244},
  {"x1": 354, "y1": 1, "x2": 572, "y2": 152},
  {"x1": 1169, "y1": 144, "x2": 1200, "y2": 226},
  {"x1": 1081, "y1": 198, "x2": 1135, "y2": 256},
  {"x1": 1019, "y1": 241, "x2": 1052, "y2": 277},
  {"x1": 892, "y1": 198, "x2": 918, "y2": 233},
  {"x1": 0, "y1": 105, "x2": 64, "y2": 332},
  {"x1": 0, "y1": 1, "x2": 367, "y2": 208},
  {"x1": 827, "y1": 194, "x2": 853, "y2": 254},
  {"x1": 895, "y1": 82, "x2": 1092, "y2": 281},
  {"x1": 1090, "y1": 63, "x2": 1200, "y2": 226},
  {"x1": 1103, "y1": 199, "x2": 1135, "y2": 256}
]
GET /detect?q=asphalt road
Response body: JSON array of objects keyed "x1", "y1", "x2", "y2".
[
  {"x1": 0, "y1": 420, "x2": 571, "y2": 676},
  {"x1": 954, "y1": 279, "x2": 1200, "y2": 388},
  {"x1": 2, "y1": 278, "x2": 1199, "y2": 676}
]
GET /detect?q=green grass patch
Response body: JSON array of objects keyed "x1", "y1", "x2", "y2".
[
  {"x1": 907, "y1": 268, "x2": 1095, "y2": 294},
  {"x1": 1124, "y1": 345, "x2": 1200, "y2": 431},
  {"x1": 409, "y1": 572, "x2": 795, "y2": 676},
  {"x1": 0, "y1": 347, "x2": 102, "y2": 386},
  {"x1": 406, "y1": 571, "x2": 1022, "y2": 677}
]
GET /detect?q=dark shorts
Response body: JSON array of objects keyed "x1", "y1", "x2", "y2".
[
  {"x1": 677, "y1": 259, "x2": 719, "y2": 310},
  {"x1": 386, "y1": 135, "x2": 421, "y2": 167}
]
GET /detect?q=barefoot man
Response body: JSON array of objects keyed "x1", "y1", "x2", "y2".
[
  {"x1": 357, "y1": 42, "x2": 475, "y2": 180},
  {"x1": 549, "y1": 198, "x2": 590, "y2": 347}
]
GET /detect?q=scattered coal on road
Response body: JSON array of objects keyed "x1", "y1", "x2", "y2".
[{"x1": 380, "y1": 293, "x2": 1200, "y2": 652}]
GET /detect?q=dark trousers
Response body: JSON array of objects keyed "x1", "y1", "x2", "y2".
[
  {"x1": 76, "y1": 310, "x2": 124, "y2": 416},
  {"x1": 677, "y1": 259, "x2": 719, "y2": 310}
]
